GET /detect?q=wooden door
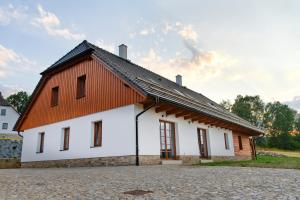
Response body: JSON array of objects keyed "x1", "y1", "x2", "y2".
[
  {"x1": 160, "y1": 120, "x2": 176, "y2": 160},
  {"x1": 197, "y1": 128, "x2": 208, "y2": 158}
]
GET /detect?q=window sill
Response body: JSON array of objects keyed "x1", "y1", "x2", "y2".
[
  {"x1": 76, "y1": 95, "x2": 86, "y2": 99},
  {"x1": 90, "y1": 146, "x2": 102, "y2": 148},
  {"x1": 60, "y1": 149, "x2": 69, "y2": 151}
]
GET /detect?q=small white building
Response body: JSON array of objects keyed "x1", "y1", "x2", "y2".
[
  {"x1": 15, "y1": 41, "x2": 264, "y2": 168},
  {"x1": 0, "y1": 92, "x2": 20, "y2": 135}
]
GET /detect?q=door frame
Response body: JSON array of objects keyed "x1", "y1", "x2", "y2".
[
  {"x1": 159, "y1": 120, "x2": 177, "y2": 160},
  {"x1": 197, "y1": 128, "x2": 209, "y2": 159}
]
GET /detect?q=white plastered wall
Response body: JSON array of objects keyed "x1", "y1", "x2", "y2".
[
  {"x1": 21, "y1": 105, "x2": 135, "y2": 162},
  {"x1": 135, "y1": 104, "x2": 235, "y2": 157}
]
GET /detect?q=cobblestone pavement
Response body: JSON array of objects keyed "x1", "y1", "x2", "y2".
[{"x1": 0, "y1": 165, "x2": 300, "y2": 200}]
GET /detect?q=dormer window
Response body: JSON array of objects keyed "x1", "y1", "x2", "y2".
[{"x1": 76, "y1": 75, "x2": 86, "y2": 99}]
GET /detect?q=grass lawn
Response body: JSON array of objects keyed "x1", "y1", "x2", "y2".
[{"x1": 198, "y1": 155, "x2": 300, "y2": 169}]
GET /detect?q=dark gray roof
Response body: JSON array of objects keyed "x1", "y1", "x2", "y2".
[{"x1": 42, "y1": 40, "x2": 264, "y2": 134}]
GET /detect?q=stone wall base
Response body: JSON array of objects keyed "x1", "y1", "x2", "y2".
[
  {"x1": 21, "y1": 155, "x2": 161, "y2": 168},
  {"x1": 21, "y1": 155, "x2": 253, "y2": 168},
  {"x1": 211, "y1": 156, "x2": 253, "y2": 161},
  {"x1": 178, "y1": 155, "x2": 253, "y2": 164}
]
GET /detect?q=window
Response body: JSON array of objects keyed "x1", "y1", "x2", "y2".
[
  {"x1": 238, "y1": 135, "x2": 243, "y2": 150},
  {"x1": 62, "y1": 127, "x2": 70, "y2": 150},
  {"x1": 93, "y1": 121, "x2": 102, "y2": 147},
  {"x1": 51, "y1": 86, "x2": 59, "y2": 106},
  {"x1": 0, "y1": 109, "x2": 6, "y2": 116},
  {"x1": 76, "y1": 75, "x2": 86, "y2": 99},
  {"x1": 2, "y1": 123, "x2": 8, "y2": 130},
  {"x1": 37, "y1": 132, "x2": 45, "y2": 153},
  {"x1": 224, "y1": 133, "x2": 229, "y2": 150}
]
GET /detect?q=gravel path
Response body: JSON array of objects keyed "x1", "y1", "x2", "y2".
[{"x1": 0, "y1": 165, "x2": 299, "y2": 199}]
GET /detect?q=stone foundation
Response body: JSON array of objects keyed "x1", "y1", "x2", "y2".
[
  {"x1": 139, "y1": 155, "x2": 161, "y2": 165},
  {"x1": 21, "y1": 155, "x2": 254, "y2": 168},
  {"x1": 179, "y1": 155, "x2": 253, "y2": 164},
  {"x1": 179, "y1": 156, "x2": 202, "y2": 164},
  {"x1": 21, "y1": 155, "x2": 161, "y2": 168},
  {"x1": 211, "y1": 156, "x2": 253, "y2": 161}
]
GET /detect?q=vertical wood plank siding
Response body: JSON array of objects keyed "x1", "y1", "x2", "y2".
[
  {"x1": 233, "y1": 132, "x2": 253, "y2": 156},
  {"x1": 20, "y1": 58, "x2": 146, "y2": 130}
]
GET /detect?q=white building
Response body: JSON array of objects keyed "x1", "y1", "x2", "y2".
[
  {"x1": 0, "y1": 92, "x2": 20, "y2": 135},
  {"x1": 15, "y1": 41, "x2": 264, "y2": 168}
]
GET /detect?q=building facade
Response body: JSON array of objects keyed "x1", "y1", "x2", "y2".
[
  {"x1": 0, "y1": 92, "x2": 19, "y2": 135},
  {"x1": 15, "y1": 41, "x2": 263, "y2": 168}
]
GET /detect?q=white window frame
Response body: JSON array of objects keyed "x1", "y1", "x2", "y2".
[{"x1": 90, "y1": 120, "x2": 102, "y2": 148}]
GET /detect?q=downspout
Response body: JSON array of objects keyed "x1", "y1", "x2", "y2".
[
  {"x1": 17, "y1": 131, "x2": 23, "y2": 138},
  {"x1": 135, "y1": 97, "x2": 159, "y2": 166}
]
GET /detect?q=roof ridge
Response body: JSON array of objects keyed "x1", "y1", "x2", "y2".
[{"x1": 41, "y1": 40, "x2": 92, "y2": 74}]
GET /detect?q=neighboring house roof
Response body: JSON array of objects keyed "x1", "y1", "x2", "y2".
[
  {"x1": 15, "y1": 40, "x2": 264, "y2": 134},
  {"x1": 0, "y1": 92, "x2": 9, "y2": 106}
]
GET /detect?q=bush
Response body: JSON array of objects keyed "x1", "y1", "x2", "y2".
[{"x1": 257, "y1": 134, "x2": 300, "y2": 150}]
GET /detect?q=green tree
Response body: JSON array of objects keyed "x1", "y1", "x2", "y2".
[
  {"x1": 6, "y1": 91, "x2": 30, "y2": 114},
  {"x1": 220, "y1": 99, "x2": 232, "y2": 111},
  {"x1": 263, "y1": 102, "x2": 297, "y2": 149},
  {"x1": 295, "y1": 117, "x2": 300, "y2": 132},
  {"x1": 231, "y1": 95, "x2": 264, "y2": 127}
]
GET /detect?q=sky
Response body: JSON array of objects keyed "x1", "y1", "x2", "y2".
[{"x1": 0, "y1": 0, "x2": 300, "y2": 111}]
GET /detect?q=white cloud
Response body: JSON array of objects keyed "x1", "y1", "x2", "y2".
[
  {"x1": 95, "y1": 40, "x2": 115, "y2": 53},
  {"x1": 137, "y1": 43, "x2": 236, "y2": 84},
  {"x1": 0, "y1": 84, "x2": 24, "y2": 97},
  {"x1": 0, "y1": 44, "x2": 37, "y2": 77},
  {"x1": 285, "y1": 96, "x2": 300, "y2": 113},
  {"x1": 0, "y1": 4, "x2": 27, "y2": 25},
  {"x1": 139, "y1": 27, "x2": 155, "y2": 36},
  {"x1": 32, "y1": 5, "x2": 85, "y2": 41},
  {"x1": 177, "y1": 24, "x2": 198, "y2": 42},
  {"x1": 162, "y1": 22, "x2": 174, "y2": 35}
]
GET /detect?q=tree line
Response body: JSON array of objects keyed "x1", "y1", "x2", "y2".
[{"x1": 220, "y1": 95, "x2": 300, "y2": 150}]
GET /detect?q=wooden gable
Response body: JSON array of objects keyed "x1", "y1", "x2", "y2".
[{"x1": 18, "y1": 57, "x2": 146, "y2": 131}]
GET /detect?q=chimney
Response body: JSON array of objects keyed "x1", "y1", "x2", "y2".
[
  {"x1": 176, "y1": 75, "x2": 182, "y2": 86},
  {"x1": 119, "y1": 44, "x2": 127, "y2": 59}
]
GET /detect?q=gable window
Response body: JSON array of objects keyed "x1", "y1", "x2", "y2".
[
  {"x1": 37, "y1": 132, "x2": 45, "y2": 153},
  {"x1": 2, "y1": 123, "x2": 8, "y2": 130},
  {"x1": 238, "y1": 135, "x2": 243, "y2": 150},
  {"x1": 62, "y1": 127, "x2": 70, "y2": 150},
  {"x1": 51, "y1": 86, "x2": 59, "y2": 106},
  {"x1": 76, "y1": 75, "x2": 86, "y2": 99},
  {"x1": 0, "y1": 109, "x2": 6, "y2": 116},
  {"x1": 93, "y1": 121, "x2": 102, "y2": 147},
  {"x1": 224, "y1": 133, "x2": 229, "y2": 150}
]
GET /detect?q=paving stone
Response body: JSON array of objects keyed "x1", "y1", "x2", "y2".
[{"x1": 0, "y1": 166, "x2": 299, "y2": 199}]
